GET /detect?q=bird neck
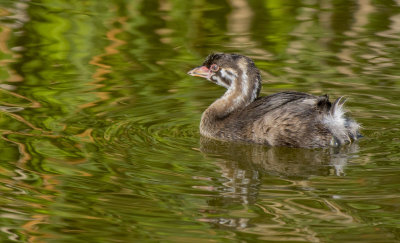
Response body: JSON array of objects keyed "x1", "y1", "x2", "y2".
[{"x1": 200, "y1": 69, "x2": 260, "y2": 135}]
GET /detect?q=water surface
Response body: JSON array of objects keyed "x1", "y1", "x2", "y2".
[{"x1": 0, "y1": 0, "x2": 400, "y2": 242}]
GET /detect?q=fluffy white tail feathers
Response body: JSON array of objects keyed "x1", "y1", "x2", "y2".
[{"x1": 323, "y1": 97, "x2": 361, "y2": 146}]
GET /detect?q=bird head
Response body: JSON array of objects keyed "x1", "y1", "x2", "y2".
[{"x1": 188, "y1": 53, "x2": 261, "y2": 97}]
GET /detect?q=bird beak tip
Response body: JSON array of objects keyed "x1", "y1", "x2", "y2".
[{"x1": 187, "y1": 66, "x2": 210, "y2": 78}]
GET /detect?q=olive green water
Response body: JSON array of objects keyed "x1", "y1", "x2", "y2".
[{"x1": 0, "y1": 0, "x2": 400, "y2": 242}]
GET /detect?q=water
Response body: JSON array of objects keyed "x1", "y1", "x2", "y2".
[{"x1": 0, "y1": 0, "x2": 400, "y2": 242}]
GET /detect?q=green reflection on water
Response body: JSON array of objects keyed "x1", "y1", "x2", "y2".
[{"x1": 0, "y1": 0, "x2": 400, "y2": 242}]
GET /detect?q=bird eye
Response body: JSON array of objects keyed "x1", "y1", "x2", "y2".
[{"x1": 210, "y1": 64, "x2": 219, "y2": 72}]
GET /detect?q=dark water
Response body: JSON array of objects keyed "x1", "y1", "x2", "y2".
[{"x1": 0, "y1": 0, "x2": 400, "y2": 242}]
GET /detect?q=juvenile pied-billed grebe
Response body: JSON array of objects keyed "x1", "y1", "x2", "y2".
[{"x1": 188, "y1": 53, "x2": 360, "y2": 148}]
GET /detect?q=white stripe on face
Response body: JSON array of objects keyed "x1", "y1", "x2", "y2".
[
  {"x1": 212, "y1": 68, "x2": 237, "y2": 89},
  {"x1": 220, "y1": 69, "x2": 237, "y2": 83},
  {"x1": 215, "y1": 76, "x2": 230, "y2": 89}
]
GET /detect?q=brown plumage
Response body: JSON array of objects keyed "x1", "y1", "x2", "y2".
[{"x1": 188, "y1": 53, "x2": 360, "y2": 148}]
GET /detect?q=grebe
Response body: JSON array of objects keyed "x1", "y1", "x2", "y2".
[{"x1": 188, "y1": 53, "x2": 360, "y2": 148}]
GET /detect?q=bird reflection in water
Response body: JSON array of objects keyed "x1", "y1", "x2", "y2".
[{"x1": 198, "y1": 137, "x2": 359, "y2": 229}]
